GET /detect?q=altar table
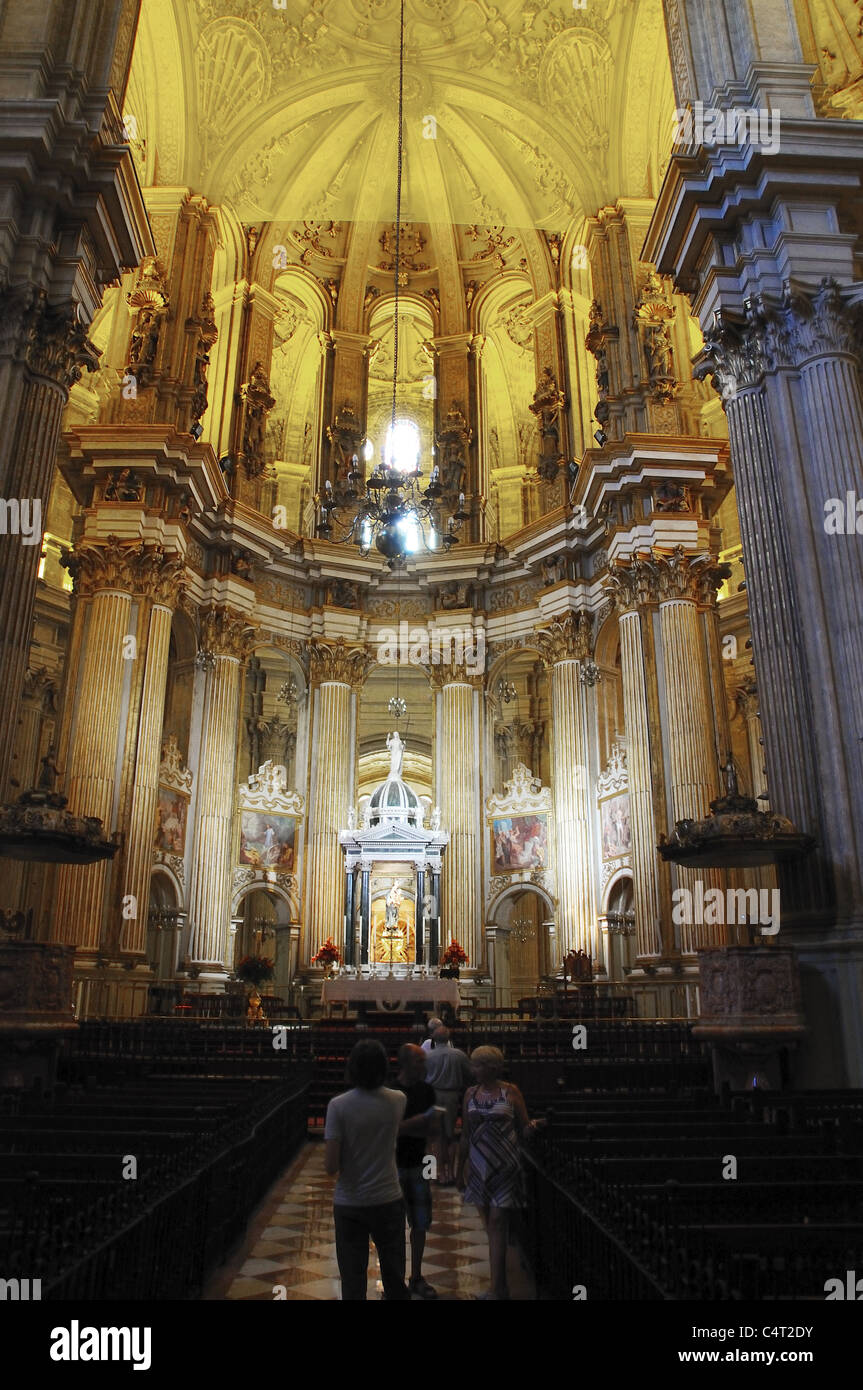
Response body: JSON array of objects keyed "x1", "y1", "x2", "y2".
[{"x1": 320, "y1": 977, "x2": 461, "y2": 1015}]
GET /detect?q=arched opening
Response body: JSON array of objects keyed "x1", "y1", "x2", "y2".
[
  {"x1": 602, "y1": 874, "x2": 635, "y2": 983},
  {"x1": 147, "y1": 869, "x2": 183, "y2": 1011}
]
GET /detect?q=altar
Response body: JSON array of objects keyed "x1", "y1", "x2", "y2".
[
  {"x1": 339, "y1": 730, "x2": 450, "y2": 968},
  {"x1": 320, "y1": 976, "x2": 461, "y2": 1016}
]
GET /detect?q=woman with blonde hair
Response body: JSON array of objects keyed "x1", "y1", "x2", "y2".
[{"x1": 456, "y1": 1045, "x2": 537, "y2": 1300}]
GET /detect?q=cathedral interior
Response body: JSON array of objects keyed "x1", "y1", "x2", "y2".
[{"x1": 2, "y1": 0, "x2": 863, "y2": 1312}]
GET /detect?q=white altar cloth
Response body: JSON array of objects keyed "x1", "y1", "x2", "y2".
[{"x1": 321, "y1": 978, "x2": 461, "y2": 1012}]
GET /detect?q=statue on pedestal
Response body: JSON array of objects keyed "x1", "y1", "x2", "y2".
[{"x1": 386, "y1": 729, "x2": 405, "y2": 779}]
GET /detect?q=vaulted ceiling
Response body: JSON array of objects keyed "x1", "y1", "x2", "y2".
[{"x1": 126, "y1": 0, "x2": 676, "y2": 235}]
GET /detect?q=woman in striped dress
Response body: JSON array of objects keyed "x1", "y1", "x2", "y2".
[{"x1": 456, "y1": 1046, "x2": 537, "y2": 1300}]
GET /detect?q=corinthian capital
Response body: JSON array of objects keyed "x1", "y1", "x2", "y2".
[
  {"x1": 653, "y1": 546, "x2": 729, "y2": 604},
  {"x1": 5, "y1": 289, "x2": 101, "y2": 389},
  {"x1": 535, "y1": 610, "x2": 593, "y2": 668},
  {"x1": 309, "y1": 638, "x2": 374, "y2": 689},
  {"x1": 199, "y1": 605, "x2": 253, "y2": 660},
  {"x1": 607, "y1": 548, "x2": 729, "y2": 609},
  {"x1": 61, "y1": 537, "x2": 186, "y2": 605},
  {"x1": 427, "y1": 659, "x2": 484, "y2": 691},
  {"x1": 130, "y1": 546, "x2": 187, "y2": 607}
]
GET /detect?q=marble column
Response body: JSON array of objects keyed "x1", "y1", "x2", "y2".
[
  {"x1": 121, "y1": 552, "x2": 186, "y2": 957},
  {"x1": 52, "y1": 541, "x2": 137, "y2": 951},
  {"x1": 536, "y1": 613, "x2": 596, "y2": 958},
  {"x1": 606, "y1": 587, "x2": 663, "y2": 960},
  {"x1": 304, "y1": 640, "x2": 370, "y2": 962},
  {"x1": 0, "y1": 299, "x2": 99, "y2": 801},
  {"x1": 187, "y1": 607, "x2": 249, "y2": 974},
  {"x1": 433, "y1": 662, "x2": 482, "y2": 969},
  {"x1": 656, "y1": 550, "x2": 728, "y2": 953}
]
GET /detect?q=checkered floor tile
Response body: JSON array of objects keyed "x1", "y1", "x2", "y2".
[{"x1": 205, "y1": 1142, "x2": 536, "y2": 1301}]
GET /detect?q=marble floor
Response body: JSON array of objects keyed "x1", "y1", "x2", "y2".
[{"x1": 206, "y1": 1141, "x2": 536, "y2": 1301}]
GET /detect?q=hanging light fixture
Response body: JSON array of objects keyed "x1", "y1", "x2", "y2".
[{"x1": 314, "y1": 0, "x2": 469, "y2": 569}]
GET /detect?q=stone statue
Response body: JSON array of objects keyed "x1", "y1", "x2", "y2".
[
  {"x1": 347, "y1": 806, "x2": 356, "y2": 830},
  {"x1": 722, "y1": 752, "x2": 739, "y2": 799},
  {"x1": 430, "y1": 805, "x2": 441, "y2": 831},
  {"x1": 37, "y1": 743, "x2": 61, "y2": 792},
  {"x1": 386, "y1": 729, "x2": 404, "y2": 779}
]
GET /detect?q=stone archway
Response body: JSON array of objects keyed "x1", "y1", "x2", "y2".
[
  {"x1": 231, "y1": 884, "x2": 295, "y2": 997},
  {"x1": 147, "y1": 868, "x2": 184, "y2": 1008},
  {"x1": 487, "y1": 882, "x2": 556, "y2": 1007}
]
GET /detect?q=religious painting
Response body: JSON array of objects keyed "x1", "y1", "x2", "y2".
[
  {"x1": 154, "y1": 786, "x2": 188, "y2": 854},
  {"x1": 491, "y1": 813, "x2": 548, "y2": 874},
  {"x1": 371, "y1": 891, "x2": 416, "y2": 966},
  {"x1": 239, "y1": 811, "x2": 295, "y2": 870},
  {"x1": 601, "y1": 793, "x2": 631, "y2": 860}
]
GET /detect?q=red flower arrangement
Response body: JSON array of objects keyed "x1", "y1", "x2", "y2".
[
  {"x1": 312, "y1": 938, "x2": 341, "y2": 967},
  {"x1": 235, "y1": 955, "x2": 275, "y2": 986},
  {"x1": 440, "y1": 938, "x2": 468, "y2": 967}
]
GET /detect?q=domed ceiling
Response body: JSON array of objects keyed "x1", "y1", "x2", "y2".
[{"x1": 128, "y1": 0, "x2": 675, "y2": 233}]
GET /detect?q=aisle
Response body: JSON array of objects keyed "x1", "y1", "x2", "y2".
[{"x1": 206, "y1": 1142, "x2": 535, "y2": 1301}]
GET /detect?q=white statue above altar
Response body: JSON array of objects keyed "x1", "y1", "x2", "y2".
[
  {"x1": 384, "y1": 879, "x2": 404, "y2": 930},
  {"x1": 386, "y1": 729, "x2": 405, "y2": 779}
]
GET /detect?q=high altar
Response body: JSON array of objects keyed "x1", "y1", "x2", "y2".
[{"x1": 338, "y1": 732, "x2": 449, "y2": 970}]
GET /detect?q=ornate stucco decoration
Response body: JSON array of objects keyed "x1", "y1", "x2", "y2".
[
  {"x1": 189, "y1": 291, "x2": 218, "y2": 428},
  {"x1": 60, "y1": 537, "x2": 185, "y2": 605},
  {"x1": 435, "y1": 403, "x2": 472, "y2": 505},
  {"x1": 309, "y1": 637, "x2": 374, "y2": 690},
  {"x1": 486, "y1": 762, "x2": 552, "y2": 819},
  {"x1": 198, "y1": 605, "x2": 254, "y2": 661},
  {"x1": 238, "y1": 760, "x2": 304, "y2": 817},
  {"x1": 535, "y1": 610, "x2": 593, "y2": 667},
  {"x1": 126, "y1": 256, "x2": 170, "y2": 388},
  {"x1": 238, "y1": 360, "x2": 276, "y2": 477},
  {"x1": 596, "y1": 740, "x2": 628, "y2": 799},
  {"x1": 485, "y1": 763, "x2": 555, "y2": 903},
  {"x1": 4, "y1": 288, "x2": 101, "y2": 390},
  {"x1": 606, "y1": 548, "x2": 728, "y2": 612},
  {"x1": 633, "y1": 267, "x2": 678, "y2": 402},
  {"x1": 159, "y1": 734, "x2": 193, "y2": 796},
  {"x1": 529, "y1": 365, "x2": 566, "y2": 482},
  {"x1": 696, "y1": 278, "x2": 863, "y2": 404},
  {"x1": 326, "y1": 402, "x2": 365, "y2": 503},
  {"x1": 379, "y1": 223, "x2": 429, "y2": 284},
  {"x1": 426, "y1": 658, "x2": 485, "y2": 691},
  {"x1": 584, "y1": 299, "x2": 618, "y2": 430}
]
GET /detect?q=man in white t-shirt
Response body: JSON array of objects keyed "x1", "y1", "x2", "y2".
[
  {"x1": 420, "y1": 1016, "x2": 443, "y2": 1052},
  {"x1": 324, "y1": 1038, "x2": 411, "y2": 1300}
]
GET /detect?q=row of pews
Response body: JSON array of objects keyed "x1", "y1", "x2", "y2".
[
  {"x1": 1, "y1": 1066, "x2": 310, "y2": 1299},
  {"x1": 519, "y1": 1081, "x2": 863, "y2": 1300}
]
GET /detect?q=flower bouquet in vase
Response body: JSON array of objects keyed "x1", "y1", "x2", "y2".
[
  {"x1": 312, "y1": 938, "x2": 341, "y2": 979},
  {"x1": 439, "y1": 938, "x2": 467, "y2": 980}
]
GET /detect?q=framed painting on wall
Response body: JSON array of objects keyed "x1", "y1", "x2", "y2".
[
  {"x1": 239, "y1": 810, "x2": 296, "y2": 871},
  {"x1": 154, "y1": 786, "x2": 188, "y2": 855},
  {"x1": 491, "y1": 813, "x2": 548, "y2": 875},
  {"x1": 600, "y1": 793, "x2": 631, "y2": 861}
]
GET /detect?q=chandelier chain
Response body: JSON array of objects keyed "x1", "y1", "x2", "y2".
[{"x1": 391, "y1": 0, "x2": 405, "y2": 442}]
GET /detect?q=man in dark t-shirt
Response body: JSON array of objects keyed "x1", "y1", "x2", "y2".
[{"x1": 395, "y1": 1043, "x2": 440, "y2": 1300}]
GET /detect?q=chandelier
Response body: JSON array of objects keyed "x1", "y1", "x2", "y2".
[{"x1": 314, "y1": 0, "x2": 469, "y2": 569}]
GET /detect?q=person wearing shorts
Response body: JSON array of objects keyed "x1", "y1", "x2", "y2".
[
  {"x1": 395, "y1": 1043, "x2": 439, "y2": 1299},
  {"x1": 423, "y1": 1026, "x2": 473, "y2": 1184}
]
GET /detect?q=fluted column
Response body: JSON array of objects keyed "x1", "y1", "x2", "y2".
[
  {"x1": 121, "y1": 553, "x2": 185, "y2": 956},
  {"x1": 0, "y1": 299, "x2": 99, "y2": 801},
  {"x1": 433, "y1": 663, "x2": 482, "y2": 968},
  {"x1": 609, "y1": 596, "x2": 663, "y2": 959},
  {"x1": 52, "y1": 541, "x2": 136, "y2": 950},
  {"x1": 656, "y1": 551, "x2": 727, "y2": 952},
  {"x1": 304, "y1": 640, "x2": 371, "y2": 962},
  {"x1": 187, "y1": 607, "x2": 249, "y2": 972},
  {"x1": 536, "y1": 613, "x2": 596, "y2": 959}
]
